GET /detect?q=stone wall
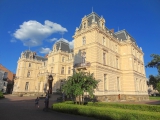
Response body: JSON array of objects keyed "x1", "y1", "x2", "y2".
[{"x1": 95, "y1": 94, "x2": 149, "y2": 102}]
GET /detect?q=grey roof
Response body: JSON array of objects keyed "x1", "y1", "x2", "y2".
[
  {"x1": 55, "y1": 39, "x2": 71, "y2": 52},
  {"x1": 115, "y1": 30, "x2": 136, "y2": 43},
  {"x1": 79, "y1": 12, "x2": 101, "y2": 30},
  {"x1": 22, "y1": 51, "x2": 47, "y2": 61}
]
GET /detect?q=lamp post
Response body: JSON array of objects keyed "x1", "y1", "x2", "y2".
[{"x1": 48, "y1": 75, "x2": 53, "y2": 94}]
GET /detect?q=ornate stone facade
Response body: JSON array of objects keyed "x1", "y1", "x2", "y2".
[{"x1": 13, "y1": 12, "x2": 148, "y2": 101}]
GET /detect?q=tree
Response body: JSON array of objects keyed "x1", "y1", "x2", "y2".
[
  {"x1": 62, "y1": 71, "x2": 100, "y2": 104},
  {"x1": 146, "y1": 54, "x2": 160, "y2": 74},
  {"x1": 156, "y1": 82, "x2": 160, "y2": 93},
  {"x1": 148, "y1": 75, "x2": 159, "y2": 89}
]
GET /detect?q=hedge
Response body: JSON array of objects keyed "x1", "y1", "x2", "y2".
[{"x1": 52, "y1": 103, "x2": 160, "y2": 120}]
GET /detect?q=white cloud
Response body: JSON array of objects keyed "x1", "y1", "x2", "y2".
[
  {"x1": 57, "y1": 38, "x2": 74, "y2": 49},
  {"x1": 13, "y1": 20, "x2": 67, "y2": 47},
  {"x1": 10, "y1": 39, "x2": 17, "y2": 43},
  {"x1": 47, "y1": 38, "x2": 57, "y2": 42},
  {"x1": 39, "y1": 47, "x2": 51, "y2": 54}
]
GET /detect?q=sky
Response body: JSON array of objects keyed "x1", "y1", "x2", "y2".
[{"x1": 0, "y1": 0, "x2": 160, "y2": 78}]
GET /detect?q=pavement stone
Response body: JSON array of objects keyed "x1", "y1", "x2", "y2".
[{"x1": 0, "y1": 95, "x2": 98, "y2": 120}]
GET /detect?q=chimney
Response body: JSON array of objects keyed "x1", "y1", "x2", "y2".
[
  {"x1": 110, "y1": 29, "x2": 114, "y2": 33},
  {"x1": 45, "y1": 54, "x2": 48, "y2": 58}
]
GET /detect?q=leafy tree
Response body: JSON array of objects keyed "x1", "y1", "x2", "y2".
[
  {"x1": 148, "y1": 75, "x2": 159, "y2": 89},
  {"x1": 156, "y1": 82, "x2": 160, "y2": 93},
  {"x1": 62, "y1": 71, "x2": 100, "y2": 104},
  {"x1": 146, "y1": 54, "x2": 160, "y2": 74}
]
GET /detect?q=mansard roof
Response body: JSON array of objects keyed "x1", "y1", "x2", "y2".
[
  {"x1": 115, "y1": 29, "x2": 136, "y2": 43},
  {"x1": 55, "y1": 38, "x2": 71, "y2": 53},
  {"x1": 79, "y1": 12, "x2": 102, "y2": 30},
  {"x1": 22, "y1": 50, "x2": 48, "y2": 61}
]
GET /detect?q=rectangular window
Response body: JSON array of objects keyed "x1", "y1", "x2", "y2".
[
  {"x1": 25, "y1": 82, "x2": 29, "y2": 91},
  {"x1": 29, "y1": 63, "x2": 31, "y2": 67},
  {"x1": 51, "y1": 67, "x2": 53, "y2": 73},
  {"x1": 103, "y1": 37, "x2": 106, "y2": 46},
  {"x1": 117, "y1": 77, "x2": 120, "y2": 91},
  {"x1": 68, "y1": 67, "x2": 71, "y2": 74},
  {"x1": 115, "y1": 45, "x2": 118, "y2": 52},
  {"x1": 61, "y1": 67, "x2": 64, "y2": 74},
  {"x1": 62, "y1": 57, "x2": 65, "y2": 62},
  {"x1": 52, "y1": 57, "x2": 54, "y2": 62},
  {"x1": 27, "y1": 71, "x2": 30, "y2": 77},
  {"x1": 82, "y1": 37, "x2": 86, "y2": 45},
  {"x1": 104, "y1": 74, "x2": 107, "y2": 91},
  {"x1": 103, "y1": 53, "x2": 106, "y2": 65},
  {"x1": 116, "y1": 58, "x2": 119, "y2": 69}
]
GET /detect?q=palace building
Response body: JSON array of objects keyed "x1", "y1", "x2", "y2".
[{"x1": 13, "y1": 12, "x2": 149, "y2": 101}]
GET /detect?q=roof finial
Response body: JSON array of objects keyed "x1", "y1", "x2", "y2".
[
  {"x1": 92, "y1": 7, "x2": 93, "y2": 13},
  {"x1": 61, "y1": 32, "x2": 64, "y2": 39}
]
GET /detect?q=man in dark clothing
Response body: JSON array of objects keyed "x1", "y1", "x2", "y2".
[{"x1": 43, "y1": 95, "x2": 49, "y2": 111}]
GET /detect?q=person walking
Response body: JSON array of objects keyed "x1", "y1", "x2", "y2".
[
  {"x1": 43, "y1": 95, "x2": 49, "y2": 111},
  {"x1": 35, "y1": 97, "x2": 39, "y2": 108}
]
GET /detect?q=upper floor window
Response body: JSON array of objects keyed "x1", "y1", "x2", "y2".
[
  {"x1": 116, "y1": 58, "x2": 119, "y2": 69},
  {"x1": 27, "y1": 71, "x2": 30, "y2": 77},
  {"x1": 82, "y1": 52, "x2": 86, "y2": 63},
  {"x1": 68, "y1": 67, "x2": 71, "y2": 74},
  {"x1": 115, "y1": 45, "x2": 118, "y2": 52},
  {"x1": 61, "y1": 67, "x2": 64, "y2": 74},
  {"x1": 82, "y1": 37, "x2": 86, "y2": 45},
  {"x1": 103, "y1": 37, "x2": 106, "y2": 46},
  {"x1": 62, "y1": 57, "x2": 65, "y2": 62},
  {"x1": 29, "y1": 63, "x2": 31, "y2": 67},
  {"x1": 103, "y1": 53, "x2": 106, "y2": 65},
  {"x1": 51, "y1": 67, "x2": 53, "y2": 73},
  {"x1": 52, "y1": 57, "x2": 54, "y2": 62}
]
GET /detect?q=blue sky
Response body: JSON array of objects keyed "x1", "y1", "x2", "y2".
[{"x1": 0, "y1": 0, "x2": 160, "y2": 78}]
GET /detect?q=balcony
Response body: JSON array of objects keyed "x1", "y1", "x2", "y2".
[{"x1": 74, "y1": 61, "x2": 91, "y2": 70}]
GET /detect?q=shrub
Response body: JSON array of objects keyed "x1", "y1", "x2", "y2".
[
  {"x1": 0, "y1": 91, "x2": 4, "y2": 99},
  {"x1": 52, "y1": 103, "x2": 160, "y2": 120}
]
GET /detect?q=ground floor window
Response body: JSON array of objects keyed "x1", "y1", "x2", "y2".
[{"x1": 25, "y1": 82, "x2": 29, "y2": 91}]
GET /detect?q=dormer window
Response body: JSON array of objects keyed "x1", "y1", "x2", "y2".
[
  {"x1": 84, "y1": 23, "x2": 86, "y2": 28},
  {"x1": 82, "y1": 37, "x2": 86, "y2": 45},
  {"x1": 102, "y1": 23, "x2": 104, "y2": 29}
]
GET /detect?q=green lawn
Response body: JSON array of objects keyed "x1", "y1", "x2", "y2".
[
  {"x1": 149, "y1": 96, "x2": 160, "y2": 100},
  {"x1": 52, "y1": 101, "x2": 160, "y2": 120}
]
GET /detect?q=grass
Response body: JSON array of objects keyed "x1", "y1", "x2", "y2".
[
  {"x1": 52, "y1": 102, "x2": 160, "y2": 120},
  {"x1": 149, "y1": 96, "x2": 160, "y2": 100}
]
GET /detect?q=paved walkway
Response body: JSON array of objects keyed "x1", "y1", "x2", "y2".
[{"x1": 0, "y1": 95, "x2": 97, "y2": 120}]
